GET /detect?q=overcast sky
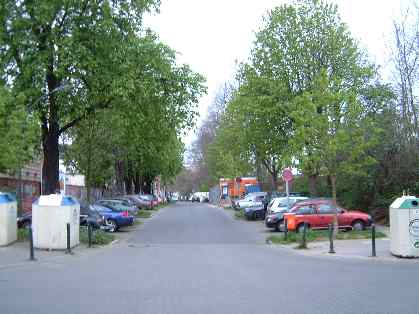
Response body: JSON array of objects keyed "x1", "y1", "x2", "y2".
[{"x1": 144, "y1": 0, "x2": 409, "y2": 146}]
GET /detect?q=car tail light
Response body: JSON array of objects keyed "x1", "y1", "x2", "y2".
[{"x1": 122, "y1": 211, "x2": 129, "y2": 217}]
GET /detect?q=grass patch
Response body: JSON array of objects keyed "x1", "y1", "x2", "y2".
[
  {"x1": 79, "y1": 227, "x2": 115, "y2": 246},
  {"x1": 234, "y1": 209, "x2": 246, "y2": 220},
  {"x1": 17, "y1": 228, "x2": 29, "y2": 242},
  {"x1": 267, "y1": 229, "x2": 386, "y2": 245},
  {"x1": 132, "y1": 219, "x2": 143, "y2": 226},
  {"x1": 152, "y1": 203, "x2": 168, "y2": 211},
  {"x1": 136, "y1": 211, "x2": 153, "y2": 218}
]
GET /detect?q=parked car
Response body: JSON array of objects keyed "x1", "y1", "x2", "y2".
[
  {"x1": 96, "y1": 199, "x2": 139, "y2": 215},
  {"x1": 235, "y1": 192, "x2": 267, "y2": 210},
  {"x1": 135, "y1": 194, "x2": 156, "y2": 209},
  {"x1": 283, "y1": 199, "x2": 373, "y2": 233},
  {"x1": 90, "y1": 204, "x2": 134, "y2": 232},
  {"x1": 17, "y1": 211, "x2": 32, "y2": 228},
  {"x1": 17, "y1": 202, "x2": 112, "y2": 230},
  {"x1": 121, "y1": 195, "x2": 145, "y2": 209},
  {"x1": 244, "y1": 205, "x2": 266, "y2": 220},
  {"x1": 265, "y1": 211, "x2": 286, "y2": 231},
  {"x1": 267, "y1": 196, "x2": 309, "y2": 215},
  {"x1": 79, "y1": 204, "x2": 111, "y2": 230}
]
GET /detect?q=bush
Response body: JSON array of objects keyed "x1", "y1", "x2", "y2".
[
  {"x1": 79, "y1": 227, "x2": 115, "y2": 246},
  {"x1": 17, "y1": 228, "x2": 29, "y2": 241},
  {"x1": 235, "y1": 209, "x2": 245, "y2": 220}
]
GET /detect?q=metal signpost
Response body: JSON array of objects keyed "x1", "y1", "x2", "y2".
[{"x1": 282, "y1": 168, "x2": 293, "y2": 210}]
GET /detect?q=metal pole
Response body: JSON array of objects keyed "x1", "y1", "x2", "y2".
[
  {"x1": 371, "y1": 224, "x2": 376, "y2": 257},
  {"x1": 284, "y1": 219, "x2": 288, "y2": 241},
  {"x1": 88, "y1": 224, "x2": 92, "y2": 248},
  {"x1": 286, "y1": 181, "x2": 290, "y2": 211},
  {"x1": 66, "y1": 223, "x2": 71, "y2": 254},
  {"x1": 28, "y1": 226, "x2": 36, "y2": 261},
  {"x1": 328, "y1": 223, "x2": 335, "y2": 254}
]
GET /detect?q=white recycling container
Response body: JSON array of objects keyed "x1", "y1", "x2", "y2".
[
  {"x1": 390, "y1": 195, "x2": 419, "y2": 257},
  {"x1": 32, "y1": 194, "x2": 80, "y2": 250},
  {"x1": 0, "y1": 192, "x2": 17, "y2": 246}
]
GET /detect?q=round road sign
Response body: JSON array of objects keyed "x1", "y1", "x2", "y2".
[{"x1": 282, "y1": 168, "x2": 293, "y2": 182}]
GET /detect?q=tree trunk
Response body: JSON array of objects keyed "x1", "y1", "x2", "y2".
[
  {"x1": 330, "y1": 174, "x2": 339, "y2": 234},
  {"x1": 143, "y1": 180, "x2": 152, "y2": 194},
  {"x1": 308, "y1": 174, "x2": 318, "y2": 197},
  {"x1": 270, "y1": 171, "x2": 278, "y2": 191},
  {"x1": 42, "y1": 127, "x2": 60, "y2": 195},
  {"x1": 86, "y1": 120, "x2": 93, "y2": 202},
  {"x1": 124, "y1": 160, "x2": 135, "y2": 194},
  {"x1": 115, "y1": 160, "x2": 125, "y2": 194},
  {"x1": 133, "y1": 172, "x2": 141, "y2": 194}
]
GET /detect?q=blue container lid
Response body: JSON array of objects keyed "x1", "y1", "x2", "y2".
[
  {"x1": 0, "y1": 193, "x2": 16, "y2": 204},
  {"x1": 33, "y1": 195, "x2": 79, "y2": 206}
]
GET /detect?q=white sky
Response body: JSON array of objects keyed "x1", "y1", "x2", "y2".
[{"x1": 144, "y1": 0, "x2": 409, "y2": 146}]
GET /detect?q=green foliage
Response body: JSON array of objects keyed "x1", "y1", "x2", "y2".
[
  {"x1": 0, "y1": 0, "x2": 175, "y2": 193},
  {"x1": 17, "y1": 228, "x2": 29, "y2": 241},
  {"x1": 79, "y1": 227, "x2": 115, "y2": 246},
  {"x1": 0, "y1": 87, "x2": 38, "y2": 173}
]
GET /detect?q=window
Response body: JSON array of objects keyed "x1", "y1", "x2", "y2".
[
  {"x1": 255, "y1": 196, "x2": 264, "y2": 201},
  {"x1": 317, "y1": 204, "x2": 335, "y2": 214},
  {"x1": 277, "y1": 200, "x2": 290, "y2": 207},
  {"x1": 295, "y1": 206, "x2": 315, "y2": 215}
]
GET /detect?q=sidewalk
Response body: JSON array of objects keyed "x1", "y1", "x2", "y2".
[
  {"x1": 283, "y1": 238, "x2": 419, "y2": 263},
  {"x1": 0, "y1": 241, "x2": 79, "y2": 269}
]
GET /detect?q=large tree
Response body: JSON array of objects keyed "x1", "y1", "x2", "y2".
[
  {"x1": 0, "y1": 0, "x2": 159, "y2": 194},
  {"x1": 63, "y1": 34, "x2": 206, "y2": 197}
]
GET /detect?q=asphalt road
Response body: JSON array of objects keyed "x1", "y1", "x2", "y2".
[{"x1": 1, "y1": 202, "x2": 419, "y2": 314}]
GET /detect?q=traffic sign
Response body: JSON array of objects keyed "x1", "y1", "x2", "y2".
[{"x1": 282, "y1": 168, "x2": 293, "y2": 182}]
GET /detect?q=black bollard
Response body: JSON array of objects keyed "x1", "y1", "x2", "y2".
[
  {"x1": 371, "y1": 224, "x2": 376, "y2": 257},
  {"x1": 328, "y1": 224, "x2": 335, "y2": 254},
  {"x1": 284, "y1": 219, "x2": 288, "y2": 241},
  {"x1": 28, "y1": 226, "x2": 36, "y2": 261},
  {"x1": 301, "y1": 222, "x2": 307, "y2": 249},
  {"x1": 88, "y1": 224, "x2": 92, "y2": 248},
  {"x1": 66, "y1": 223, "x2": 71, "y2": 254}
]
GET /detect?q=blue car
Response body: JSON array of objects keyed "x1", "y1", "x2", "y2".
[{"x1": 91, "y1": 204, "x2": 134, "y2": 232}]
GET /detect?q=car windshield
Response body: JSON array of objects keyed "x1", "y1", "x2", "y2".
[
  {"x1": 140, "y1": 195, "x2": 153, "y2": 201},
  {"x1": 92, "y1": 204, "x2": 112, "y2": 212}
]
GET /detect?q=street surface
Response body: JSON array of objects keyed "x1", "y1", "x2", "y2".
[{"x1": 1, "y1": 202, "x2": 419, "y2": 314}]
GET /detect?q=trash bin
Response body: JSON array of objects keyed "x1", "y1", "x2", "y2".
[
  {"x1": 390, "y1": 195, "x2": 419, "y2": 257},
  {"x1": 0, "y1": 192, "x2": 17, "y2": 246},
  {"x1": 32, "y1": 194, "x2": 80, "y2": 250}
]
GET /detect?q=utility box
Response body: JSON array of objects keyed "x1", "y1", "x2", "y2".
[
  {"x1": 390, "y1": 195, "x2": 419, "y2": 258},
  {"x1": 32, "y1": 194, "x2": 80, "y2": 250},
  {"x1": 0, "y1": 193, "x2": 17, "y2": 246}
]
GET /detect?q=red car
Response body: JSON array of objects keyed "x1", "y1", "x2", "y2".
[{"x1": 284, "y1": 199, "x2": 372, "y2": 233}]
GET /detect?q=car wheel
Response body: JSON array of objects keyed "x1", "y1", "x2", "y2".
[
  {"x1": 275, "y1": 221, "x2": 282, "y2": 232},
  {"x1": 352, "y1": 220, "x2": 365, "y2": 231},
  {"x1": 297, "y1": 223, "x2": 309, "y2": 233},
  {"x1": 106, "y1": 219, "x2": 117, "y2": 232},
  {"x1": 252, "y1": 212, "x2": 258, "y2": 220}
]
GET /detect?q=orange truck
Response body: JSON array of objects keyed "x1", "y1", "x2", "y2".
[{"x1": 219, "y1": 177, "x2": 259, "y2": 199}]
